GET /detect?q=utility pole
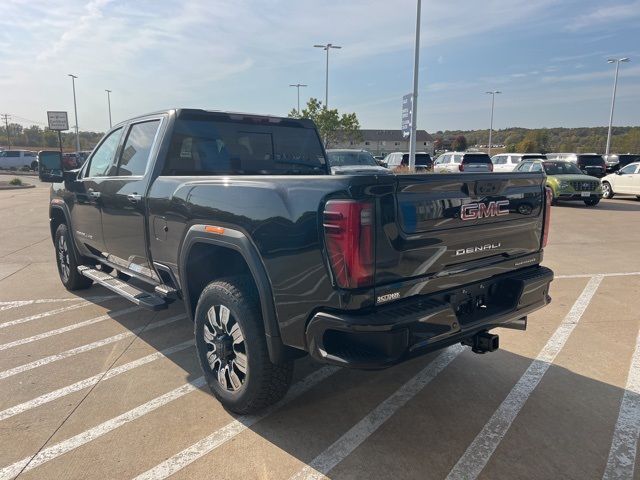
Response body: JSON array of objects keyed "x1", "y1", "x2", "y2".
[
  {"x1": 408, "y1": 0, "x2": 422, "y2": 171},
  {"x1": 68, "y1": 74, "x2": 80, "y2": 152},
  {"x1": 313, "y1": 44, "x2": 341, "y2": 109},
  {"x1": 105, "y1": 89, "x2": 112, "y2": 128},
  {"x1": 485, "y1": 91, "x2": 501, "y2": 156},
  {"x1": 1, "y1": 114, "x2": 10, "y2": 148},
  {"x1": 605, "y1": 57, "x2": 630, "y2": 156},
  {"x1": 289, "y1": 84, "x2": 308, "y2": 114}
]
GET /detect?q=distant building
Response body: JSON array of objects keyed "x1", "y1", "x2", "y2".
[{"x1": 333, "y1": 129, "x2": 434, "y2": 156}]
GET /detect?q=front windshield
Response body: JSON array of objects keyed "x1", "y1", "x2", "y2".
[
  {"x1": 327, "y1": 151, "x2": 377, "y2": 167},
  {"x1": 543, "y1": 161, "x2": 584, "y2": 175}
]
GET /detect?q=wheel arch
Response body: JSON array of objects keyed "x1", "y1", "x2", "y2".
[
  {"x1": 179, "y1": 225, "x2": 296, "y2": 364},
  {"x1": 49, "y1": 204, "x2": 83, "y2": 263}
]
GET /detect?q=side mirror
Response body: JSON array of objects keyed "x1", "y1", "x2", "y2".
[
  {"x1": 615, "y1": 170, "x2": 623, "y2": 175},
  {"x1": 38, "y1": 152, "x2": 64, "y2": 183}
]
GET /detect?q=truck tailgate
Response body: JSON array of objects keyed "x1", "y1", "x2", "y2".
[{"x1": 375, "y1": 173, "x2": 546, "y2": 297}]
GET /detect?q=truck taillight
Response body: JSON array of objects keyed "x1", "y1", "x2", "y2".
[
  {"x1": 459, "y1": 163, "x2": 464, "y2": 172},
  {"x1": 488, "y1": 162, "x2": 494, "y2": 172},
  {"x1": 542, "y1": 187, "x2": 552, "y2": 247},
  {"x1": 323, "y1": 200, "x2": 374, "y2": 289}
]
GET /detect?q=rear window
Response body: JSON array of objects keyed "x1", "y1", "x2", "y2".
[
  {"x1": 522, "y1": 154, "x2": 546, "y2": 160},
  {"x1": 401, "y1": 153, "x2": 432, "y2": 166},
  {"x1": 462, "y1": 154, "x2": 491, "y2": 164},
  {"x1": 492, "y1": 156, "x2": 508, "y2": 164},
  {"x1": 577, "y1": 155, "x2": 605, "y2": 166},
  {"x1": 163, "y1": 115, "x2": 326, "y2": 175}
]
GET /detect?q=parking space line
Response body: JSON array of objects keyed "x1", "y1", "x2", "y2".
[
  {"x1": 288, "y1": 345, "x2": 465, "y2": 480},
  {"x1": 556, "y1": 272, "x2": 640, "y2": 279},
  {"x1": 0, "y1": 302, "x2": 92, "y2": 329},
  {"x1": 0, "y1": 378, "x2": 207, "y2": 480},
  {"x1": 445, "y1": 275, "x2": 603, "y2": 480},
  {"x1": 0, "y1": 339, "x2": 195, "y2": 421},
  {"x1": 0, "y1": 306, "x2": 140, "y2": 351},
  {"x1": 133, "y1": 366, "x2": 339, "y2": 480},
  {"x1": 0, "y1": 296, "x2": 117, "y2": 312},
  {"x1": 0, "y1": 314, "x2": 186, "y2": 381},
  {"x1": 603, "y1": 328, "x2": 640, "y2": 480}
]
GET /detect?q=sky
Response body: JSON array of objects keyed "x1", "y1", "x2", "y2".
[{"x1": 0, "y1": 0, "x2": 638, "y2": 133}]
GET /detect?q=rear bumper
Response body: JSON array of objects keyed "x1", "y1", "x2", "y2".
[{"x1": 306, "y1": 266, "x2": 553, "y2": 369}]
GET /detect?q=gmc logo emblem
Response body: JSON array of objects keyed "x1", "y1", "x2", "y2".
[{"x1": 461, "y1": 200, "x2": 510, "y2": 220}]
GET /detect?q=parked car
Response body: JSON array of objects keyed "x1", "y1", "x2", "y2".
[
  {"x1": 515, "y1": 159, "x2": 602, "y2": 206},
  {"x1": 433, "y1": 152, "x2": 493, "y2": 173},
  {"x1": 491, "y1": 153, "x2": 546, "y2": 172},
  {"x1": 601, "y1": 162, "x2": 640, "y2": 199},
  {"x1": 0, "y1": 149, "x2": 37, "y2": 169},
  {"x1": 546, "y1": 153, "x2": 606, "y2": 178},
  {"x1": 38, "y1": 108, "x2": 553, "y2": 413},
  {"x1": 382, "y1": 152, "x2": 433, "y2": 171},
  {"x1": 603, "y1": 154, "x2": 640, "y2": 173},
  {"x1": 326, "y1": 149, "x2": 390, "y2": 175}
]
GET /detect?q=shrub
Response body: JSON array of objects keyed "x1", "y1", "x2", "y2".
[{"x1": 9, "y1": 178, "x2": 23, "y2": 186}]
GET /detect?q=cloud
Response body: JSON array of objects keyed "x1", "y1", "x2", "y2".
[
  {"x1": 568, "y1": 1, "x2": 640, "y2": 30},
  {"x1": 542, "y1": 65, "x2": 640, "y2": 83}
]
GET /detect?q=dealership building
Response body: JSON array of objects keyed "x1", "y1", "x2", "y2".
[{"x1": 332, "y1": 129, "x2": 434, "y2": 156}]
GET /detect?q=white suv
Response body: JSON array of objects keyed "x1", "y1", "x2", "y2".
[
  {"x1": 491, "y1": 153, "x2": 545, "y2": 172},
  {"x1": 601, "y1": 162, "x2": 640, "y2": 199}
]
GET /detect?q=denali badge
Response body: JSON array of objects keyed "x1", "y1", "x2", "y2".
[
  {"x1": 455, "y1": 243, "x2": 501, "y2": 256},
  {"x1": 461, "y1": 200, "x2": 509, "y2": 220},
  {"x1": 377, "y1": 292, "x2": 400, "y2": 304}
]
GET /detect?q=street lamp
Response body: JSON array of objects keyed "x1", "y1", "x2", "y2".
[
  {"x1": 408, "y1": 0, "x2": 422, "y2": 171},
  {"x1": 105, "y1": 89, "x2": 112, "y2": 128},
  {"x1": 313, "y1": 43, "x2": 341, "y2": 109},
  {"x1": 605, "y1": 57, "x2": 630, "y2": 156},
  {"x1": 289, "y1": 83, "x2": 308, "y2": 114},
  {"x1": 485, "y1": 91, "x2": 501, "y2": 156},
  {"x1": 68, "y1": 74, "x2": 80, "y2": 152}
]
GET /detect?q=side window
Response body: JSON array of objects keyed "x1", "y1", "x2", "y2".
[
  {"x1": 530, "y1": 163, "x2": 543, "y2": 173},
  {"x1": 116, "y1": 120, "x2": 161, "y2": 176},
  {"x1": 87, "y1": 128, "x2": 123, "y2": 178},
  {"x1": 516, "y1": 162, "x2": 530, "y2": 172},
  {"x1": 620, "y1": 164, "x2": 637, "y2": 174}
]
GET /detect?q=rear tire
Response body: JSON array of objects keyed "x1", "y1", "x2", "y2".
[
  {"x1": 584, "y1": 198, "x2": 600, "y2": 207},
  {"x1": 194, "y1": 276, "x2": 293, "y2": 414},
  {"x1": 602, "y1": 182, "x2": 614, "y2": 199},
  {"x1": 54, "y1": 224, "x2": 93, "y2": 291}
]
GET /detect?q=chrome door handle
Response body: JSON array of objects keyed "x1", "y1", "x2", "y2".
[{"x1": 127, "y1": 193, "x2": 142, "y2": 203}]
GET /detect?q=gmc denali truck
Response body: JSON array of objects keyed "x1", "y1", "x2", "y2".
[{"x1": 39, "y1": 109, "x2": 553, "y2": 414}]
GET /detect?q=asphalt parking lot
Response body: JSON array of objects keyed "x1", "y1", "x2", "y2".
[{"x1": 1, "y1": 177, "x2": 640, "y2": 480}]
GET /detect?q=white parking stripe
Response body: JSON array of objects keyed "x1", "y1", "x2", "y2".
[
  {"x1": 0, "y1": 314, "x2": 186, "y2": 381},
  {"x1": 556, "y1": 272, "x2": 640, "y2": 279},
  {"x1": 289, "y1": 346, "x2": 465, "y2": 480},
  {"x1": 0, "y1": 306, "x2": 140, "y2": 351},
  {"x1": 446, "y1": 275, "x2": 603, "y2": 480},
  {"x1": 133, "y1": 366, "x2": 339, "y2": 480},
  {"x1": 0, "y1": 377, "x2": 207, "y2": 480},
  {"x1": 0, "y1": 296, "x2": 117, "y2": 312},
  {"x1": 0, "y1": 302, "x2": 91, "y2": 329},
  {"x1": 0, "y1": 340, "x2": 194, "y2": 421},
  {"x1": 603, "y1": 328, "x2": 640, "y2": 480}
]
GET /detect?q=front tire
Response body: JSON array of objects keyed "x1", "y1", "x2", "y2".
[
  {"x1": 584, "y1": 198, "x2": 600, "y2": 207},
  {"x1": 54, "y1": 224, "x2": 93, "y2": 291},
  {"x1": 194, "y1": 276, "x2": 293, "y2": 414},
  {"x1": 602, "y1": 182, "x2": 614, "y2": 199}
]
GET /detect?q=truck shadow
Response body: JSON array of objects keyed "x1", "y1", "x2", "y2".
[{"x1": 557, "y1": 199, "x2": 640, "y2": 212}]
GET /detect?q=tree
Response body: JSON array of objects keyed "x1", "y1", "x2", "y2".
[
  {"x1": 289, "y1": 98, "x2": 361, "y2": 148},
  {"x1": 451, "y1": 135, "x2": 467, "y2": 151},
  {"x1": 434, "y1": 137, "x2": 444, "y2": 151},
  {"x1": 517, "y1": 139, "x2": 537, "y2": 153}
]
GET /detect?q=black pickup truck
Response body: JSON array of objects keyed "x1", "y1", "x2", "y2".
[{"x1": 39, "y1": 109, "x2": 553, "y2": 413}]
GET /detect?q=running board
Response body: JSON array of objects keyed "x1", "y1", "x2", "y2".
[{"x1": 78, "y1": 266, "x2": 168, "y2": 311}]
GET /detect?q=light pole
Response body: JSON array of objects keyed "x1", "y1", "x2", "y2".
[
  {"x1": 289, "y1": 83, "x2": 307, "y2": 114},
  {"x1": 408, "y1": 0, "x2": 422, "y2": 171},
  {"x1": 486, "y1": 91, "x2": 501, "y2": 156},
  {"x1": 605, "y1": 57, "x2": 630, "y2": 156},
  {"x1": 105, "y1": 89, "x2": 112, "y2": 128},
  {"x1": 313, "y1": 43, "x2": 341, "y2": 109},
  {"x1": 68, "y1": 74, "x2": 80, "y2": 152}
]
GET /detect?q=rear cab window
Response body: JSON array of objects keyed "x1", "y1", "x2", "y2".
[
  {"x1": 462, "y1": 153, "x2": 491, "y2": 164},
  {"x1": 163, "y1": 113, "x2": 327, "y2": 175}
]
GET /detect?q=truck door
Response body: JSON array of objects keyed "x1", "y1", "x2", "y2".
[
  {"x1": 71, "y1": 126, "x2": 124, "y2": 255},
  {"x1": 98, "y1": 118, "x2": 162, "y2": 279}
]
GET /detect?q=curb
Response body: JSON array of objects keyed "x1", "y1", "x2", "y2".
[{"x1": 0, "y1": 184, "x2": 36, "y2": 190}]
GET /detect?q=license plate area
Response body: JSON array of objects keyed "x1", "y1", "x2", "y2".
[
  {"x1": 581, "y1": 192, "x2": 590, "y2": 197},
  {"x1": 448, "y1": 278, "x2": 522, "y2": 326}
]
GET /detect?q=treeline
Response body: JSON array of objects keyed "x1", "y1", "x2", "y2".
[
  {"x1": 435, "y1": 126, "x2": 640, "y2": 154},
  {"x1": 0, "y1": 124, "x2": 104, "y2": 151}
]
